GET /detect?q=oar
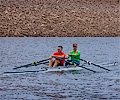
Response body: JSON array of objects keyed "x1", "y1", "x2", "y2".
[
  {"x1": 13, "y1": 59, "x2": 49, "y2": 69},
  {"x1": 4, "y1": 69, "x2": 47, "y2": 74},
  {"x1": 70, "y1": 55, "x2": 111, "y2": 71},
  {"x1": 66, "y1": 60, "x2": 96, "y2": 73},
  {"x1": 57, "y1": 57, "x2": 96, "y2": 73}
]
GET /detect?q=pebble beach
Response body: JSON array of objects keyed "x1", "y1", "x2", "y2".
[{"x1": 0, "y1": 0, "x2": 119, "y2": 37}]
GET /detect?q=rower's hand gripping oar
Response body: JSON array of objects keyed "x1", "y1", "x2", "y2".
[
  {"x1": 13, "y1": 59, "x2": 49, "y2": 69},
  {"x1": 56, "y1": 57, "x2": 96, "y2": 73},
  {"x1": 70, "y1": 55, "x2": 111, "y2": 71}
]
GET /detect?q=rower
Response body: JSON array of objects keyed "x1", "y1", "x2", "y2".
[
  {"x1": 65, "y1": 43, "x2": 80, "y2": 67},
  {"x1": 49, "y1": 46, "x2": 66, "y2": 68}
]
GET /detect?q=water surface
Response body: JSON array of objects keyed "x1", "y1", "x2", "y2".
[{"x1": 0, "y1": 37, "x2": 120, "y2": 100}]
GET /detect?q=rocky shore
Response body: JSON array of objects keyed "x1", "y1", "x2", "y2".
[{"x1": 0, "y1": 0, "x2": 119, "y2": 37}]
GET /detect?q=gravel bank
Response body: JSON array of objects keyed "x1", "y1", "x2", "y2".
[{"x1": 0, "y1": 0, "x2": 119, "y2": 37}]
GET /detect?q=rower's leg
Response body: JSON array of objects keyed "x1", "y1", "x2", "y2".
[
  {"x1": 72, "y1": 60, "x2": 80, "y2": 66},
  {"x1": 49, "y1": 60, "x2": 54, "y2": 68},
  {"x1": 53, "y1": 60, "x2": 60, "y2": 68}
]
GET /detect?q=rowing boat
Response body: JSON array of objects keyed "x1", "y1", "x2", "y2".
[
  {"x1": 3, "y1": 62, "x2": 117, "y2": 74},
  {"x1": 3, "y1": 66, "x2": 93, "y2": 74}
]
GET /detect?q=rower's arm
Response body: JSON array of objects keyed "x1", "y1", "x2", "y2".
[
  {"x1": 66, "y1": 55, "x2": 70, "y2": 58},
  {"x1": 49, "y1": 55, "x2": 53, "y2": 59},
  {"x1": 58, "y1": 55, "x2": 65, "y2": 58},
  {"x1": 52, "y1": 55, "x2": 64, "y2": 58},
  {"x1": 72, "y1": 51, "x2": 80, "y2": 56},
  {"x1": 68, "y1": 50, "x2": 80, "y2": 57},
  {"x1": 67, "y1": 51, "x2": 72, "y2": 58}
]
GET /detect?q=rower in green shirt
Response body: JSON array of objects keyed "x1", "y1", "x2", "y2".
[{"x1": 65, "y1": 43, "x2": 80, "y2": 67}]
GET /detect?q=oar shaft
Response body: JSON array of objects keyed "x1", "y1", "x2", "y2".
[
  {"x1": 57, "y1": 57, "x2": 96, "y2": 73},
  {"x1": 91, "y1": 63, "x2": 111, "y2": 71},
  {"x1": 38, "y1": 59, "x2": 49, "y2": 63},
  {"x1": 13, "y1": 60, "x2": 49, "y2": 69},
  {"x1": 4, "y1": 70, "x2": 43, "y2": 74},
  {"x1": 78, "y1": 65, "x2": 96, "y2": 73},
  {"x1": 70, "y1": 55, "x2": 111, "y2": 71}
]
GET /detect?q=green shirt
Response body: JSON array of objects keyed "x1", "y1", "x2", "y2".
[{"x1": 68, "y1": 50, "x2": 80, "y2": 62}]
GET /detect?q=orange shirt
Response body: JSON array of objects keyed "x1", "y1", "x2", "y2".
[{"x1": 53, "y1": 52, "x2": 66, "y2": 66}]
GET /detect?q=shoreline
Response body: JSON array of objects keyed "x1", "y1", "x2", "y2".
[{"x1": 0, "y1": 0, "x2": 119, "y2": 37}]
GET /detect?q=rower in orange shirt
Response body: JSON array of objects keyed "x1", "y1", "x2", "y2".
[{"x1": 49, "y1": 46, "x2": 66, "y2": 68}]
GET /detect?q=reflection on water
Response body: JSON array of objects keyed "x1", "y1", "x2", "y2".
[{"x1": 0, "y1": 37, "x2": 120, "y2": 99}]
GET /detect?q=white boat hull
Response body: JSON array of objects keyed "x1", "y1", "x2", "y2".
[
  {"x1": 2, "y1": 62, "x2": 117, "y2": 74},
  {"x1": 40, "y1": 66, "x2": 89, "y2": 72}
]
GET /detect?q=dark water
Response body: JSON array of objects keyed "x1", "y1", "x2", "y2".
[{"x1": 0, "y1": 37, "x2": 120, "y2": 100}]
